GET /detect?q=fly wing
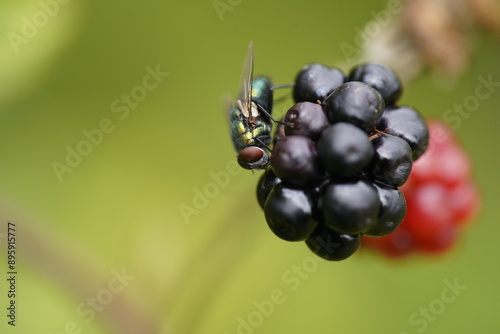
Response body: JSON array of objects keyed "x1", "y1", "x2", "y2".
[{"x1": 237, "y1": 41, "x2": 254, "y2": 118}]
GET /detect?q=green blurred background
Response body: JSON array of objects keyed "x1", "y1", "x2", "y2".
[{"x1": 0, "y1": 0, "x2": 499, "y2": 333}]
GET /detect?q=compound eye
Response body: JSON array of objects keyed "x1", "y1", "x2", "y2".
[
  {"x1": 237, "y1": 147, "x2": 270, "y2": 170},
  {"x1": 238, "y1": 147, "x2": 264, "y2": 163}
]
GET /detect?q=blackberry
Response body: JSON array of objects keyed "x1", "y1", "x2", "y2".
[
  {"x1": 364, "y1": 182, "x2": 406, "y2": 237},
  {"x1": 264, "y1": 184, "x2": 317, "y2": 241},
  {"x1": 293, "y1": 63, "x2": 345, "y2": 103},
  {"x1": 306, "y1": 224, "x2": 361, "y2": 261},
  {"x1": 320, "y1": 179, "x2": 380, "y2": 235},
  {"x1": 284, "y1": 102, "x2": 329, "y2": 140},
  {"x1": 377, "y1": 106, "x2": 429, "y2": 160},
  {"x1": 271, "y1": 135, "x2": 322, "y2": 187},
  {"x1": 368, "y1": 134, "x2": 413, "y2": 186},
  {"x1": 256, "y1": 168, "x2": 281, "y2": 210},
  {"x1": 247, "y1": 60, "x2": 431, "y2": 261},
  {"x1": 317, "y1": 122, "x2": 374, "y2": 176},
  {"x1": 325, "y1": 81, "x2": 385, "y2": 133},
  {"x1": 348, "y1": 63, "x2": 402, "y2": 105}
]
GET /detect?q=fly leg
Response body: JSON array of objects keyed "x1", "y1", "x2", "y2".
[{"x1": 255, "y1": 136, "x2": 273, "y2": 153}]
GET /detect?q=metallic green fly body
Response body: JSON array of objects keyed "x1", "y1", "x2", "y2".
[{"x1": 228, "y1": 42, "x2": 274, "y2": 170}]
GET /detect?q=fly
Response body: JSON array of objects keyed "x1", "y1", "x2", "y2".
[{"x1": 228, "y1": 42, "x2": 275, "y2": 170}]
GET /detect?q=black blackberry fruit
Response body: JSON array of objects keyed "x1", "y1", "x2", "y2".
[
  {"x1": 293, "y1": 63, "x2": 345, "y2": 103},
  {"x1": 248, "y1": 60, "x2": 429, "y2": 262},
  {"x1": 369, "y1": 134, "x2": 413, "y2": 186},
  {"x1": 256, "y1": 168, "x2": 281, "y2": 209},
  {"x1": 317, "y1": 122, "x2": 374, "y2": 176},
  {"x1": 284, "y1": 102, "x2": 329, "y2": 140},
  {"x1": 364, "y1": 182, "x2": 407, "y2": 237},
  {"x1": 264, "y1": 184, "x2": 317, "y2": 241},
  {"x1": 320, "y1": 179, "x2": 380, "y2": 235},
  {"x1": 306, "y1": 224, "x2": 361, "y2": 261},
  {"x1": 377, "y1": 106, "x2": 429, "y2": 160},
  {"x1": 325, "y1": 81, "x2": 385, "y2": 133},
  {"x1": 271, "y1": 135, "x2": 322, "y2": 187},
  {"x1": 348, "y1": 63, "x2": 402, "y2": 105}
]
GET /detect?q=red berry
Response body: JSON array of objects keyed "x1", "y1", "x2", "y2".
[
  {"x1": 408, "y1": 146, "x2": 435, "y2": 186},
  {"x1": 448, "y1": 181, "x2": 481, "y2": 227},
  {"x1": 404, "y1": 183, "x2": 453, "y2": 240},
  {"x1": 434, "y1": 145, "x2": 471, "y2": 187},
  {"x1": 363, "y1": 120, "x2": 480, "y2": 258},
  {"x1": 409, "y1": 136, "x2": 470, "y2": 187},
  {"x1": 415, "y1": 224, "x2": 458, "y2": 254},
  {"x1": 363, "y1": 226, "x2": 415, "y2": 258}
]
